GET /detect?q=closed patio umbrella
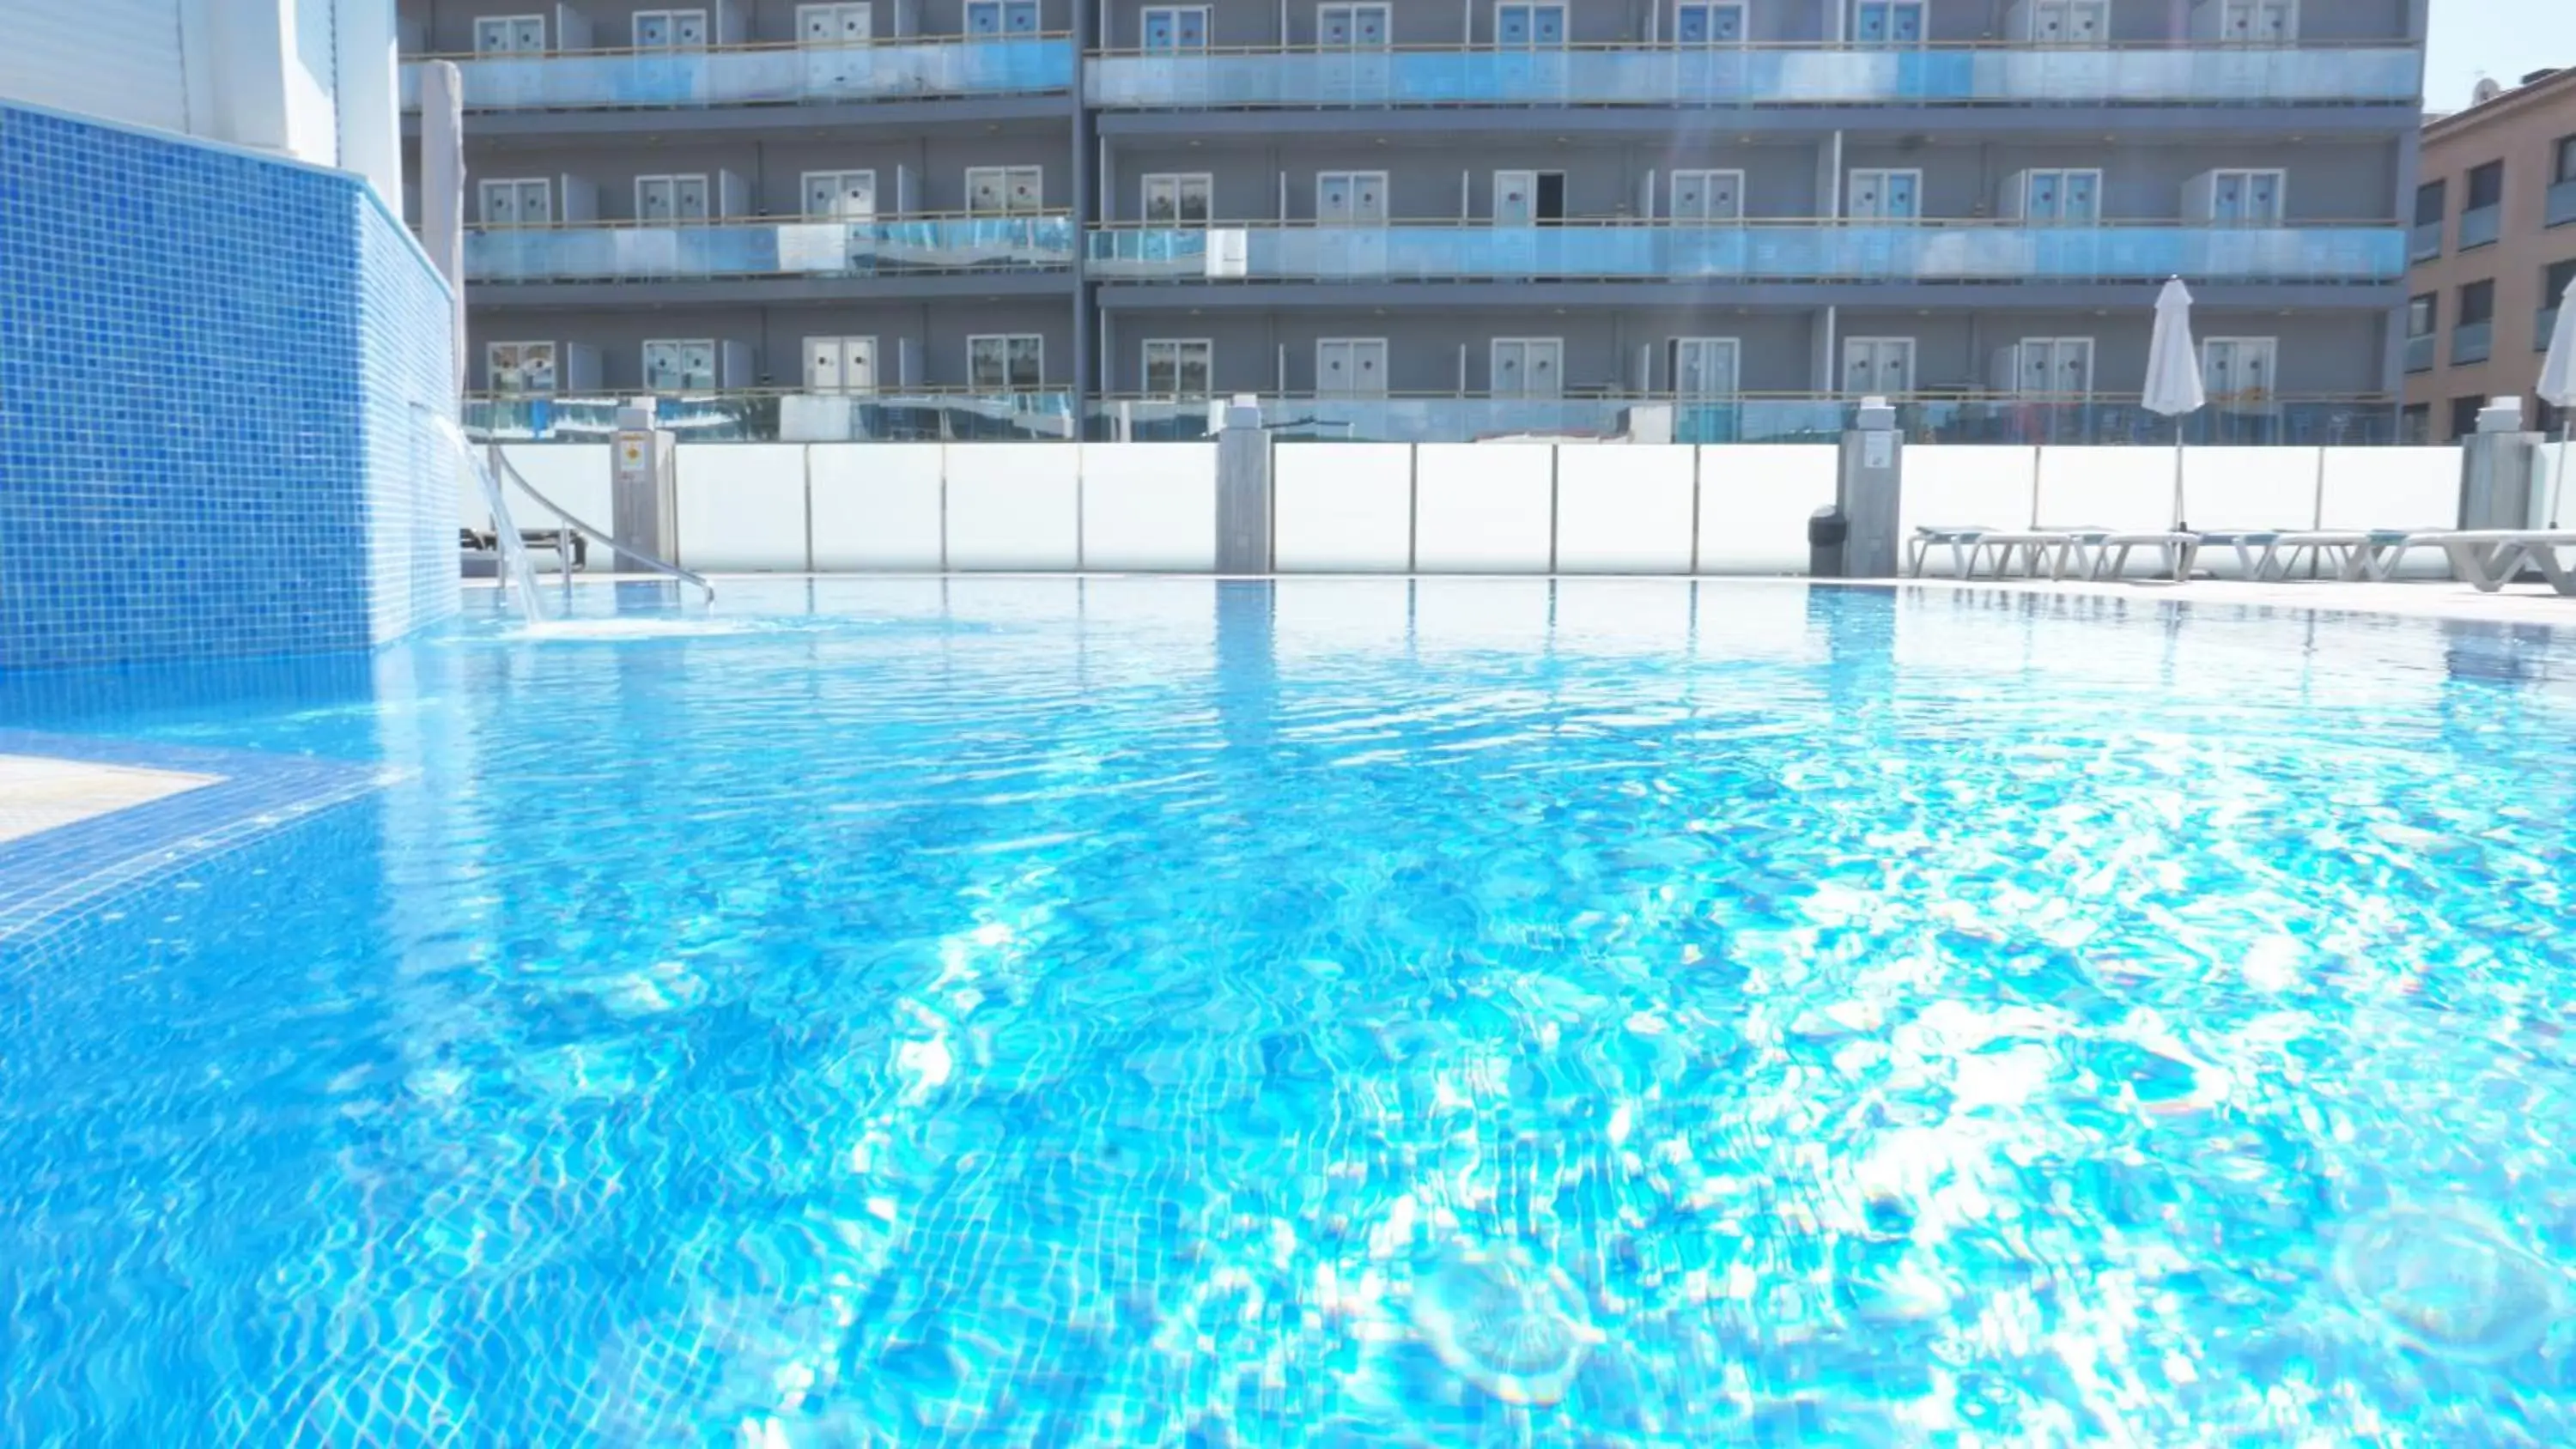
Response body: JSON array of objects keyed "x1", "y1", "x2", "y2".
[
  {"x1": 2540, "y1": 273, "x2": 2576, "y2": 528},
  {"x1": 2142, "y1": 277, "x2": 2208, "y2": 531}
]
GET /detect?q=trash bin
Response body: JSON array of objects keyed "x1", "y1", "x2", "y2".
[{"x1": 1808, "y1": 507, "x2": 1849, "y2": 578}]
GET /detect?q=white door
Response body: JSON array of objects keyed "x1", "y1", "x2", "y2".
[
  {"x1": 970, "y1": 335, "x2": 1046, "y2": 388},
  {"x1": 968, "y1": 167, "x2": 1044, "y2": 215},
  {"x1": 1321, "y1": 3, "x2": 1392, "y2": 45},
  {"x1": 1494, "y1": 170, "x2": 1537, "y2": 226},
  {"x1": 1317, "y1": 338, "x2": 1389, "y2": 396},
  {"x1": 1496, "y1": 3, "x2": 1567, "y2": 45},
  {"x1": 1318, "y1": 172, "x2": 1388, "y2": 224},
  {"x1": 673, "y1": 175, "x2": 710, "y2": 220},
  {"x1": 473, "y1": 16, "x2": 520, "y2": 52},
  {"x1": 1669, "y1": 337, "x2": 1740, "y2": 396},
  {"x1": 1143, "y1": 6, "x2": 1210, "y2": 48},
  {"x1": 1143, "y1": 173, "x2": 1212, "y2": 223},
  {"x1": 799, "y1": 3, "x2": 872, "y2": 43},
  {"x1": 2245, "y1": 170, "x2": 2282, "y2": 224},
  {"x1": 479, "y1": 179, "x2": 519, "y2": 224},
  {"x1": 2253, "y1": 0, "x2": 2294, "y2": 41},
  {"x1": 1144, "y1": 339, "x2": 1214, "y2": 396},
  {"x1": 1675, "y1": 3, "x2": 1747, "y2": 43},
  {"x1": 635, "y1": 10, "x2": 711, "y2": 47},
  {"x1": 1842, "y1": 337, "x2": 1914, "y2": 395},
  {"x1": 804, "y1": 336, "x2": 877, "y2": 392},
  {"x1": 1491, "y1": 338, "x2": 1563, "y2": 397},
  {"x1": 637, "y1": 176, "x2": 675, "y2": 221},
  {"x1": 2061, "y1": 170, "x2": 2100, "y2": 223},
  {"x1": 679, "y1": 342, "x2": 719, "y2": 390},
  {"x1": 2201, "y1": 337, "x2": 2277, "y2": 400},
  {"x1": 479, "y1": 179, "x2": 551, "y2": 225},
  {"x1": 488, "y1": 342, "x2": 558, "y2": 394},
  {"x1": 967, "y1": 1, "x2": 1042, "y2": 33},
  {"x1": 1848, "y1": 169, "x2": 1920, "y2": 221},
  {"x1": 642, "y1": 341, "x2": 690, "y2": 390},
  {"x1": 2029, "y1": 0, "x2": 2106, "y2": 42},
  {"x1": 2014, "y1": 338, "x2": 2093, "y2": 394},
  {"x1": 1670, "y1": 170, "x2": 1745, "y2": 221},
  {"x1": 2025, "y1": 170, "x2": 2062, "y2": 222},
  {"x1": 805, "y1": 170, "x2": 878, "y2": 218},
  {"x1": 1853, "y1": 1, "x2": 1924, "y2": 44}
]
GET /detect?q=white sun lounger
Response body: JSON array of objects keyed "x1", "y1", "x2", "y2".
[
  {"x1": 1909, "y1": 525, "x2": 2000, "y2": 578},
  {"x1": 2425, "y1": 531, "x2": 2576, "y2": 595},
  {"x1": 2084, "y1": 532, "x2": 2201, "y2": 584}
]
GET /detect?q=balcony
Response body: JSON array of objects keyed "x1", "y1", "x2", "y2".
[
  {"x1": 2409, "y1": 220, "x2": 2443, "y2": 261},
  {"x1": 398, "y1": 37, "x2": 1072, "y2": 111},
  {"x1": 2549, "y1": 179, "x2": 2576, "y2": 229},
  {"x1": 1087, "y1": 221, "x2": 2407, "y2": 285},
  {"x1": 2540, "y1": 306, "x2": 2561, "y2": 351},
  {"x1": 2459, "y1": 203, "x2": 2501, "y2": 250},
  {"x1": 467, "y1": 389, "x2": 1084, "y2": 443},
  {"x1": 2404, "y1": 333, "x2": 2435, "y2": 373},
  {"x1": 2452, "y1": 320, "x2": 2494, "y2": 366},
  {"x1": 1085, "y1": 43, "x2": 2422, "y2": 110},
  {"x1": 465, "y1": 215, "x2": 1077, "y2": 283}
]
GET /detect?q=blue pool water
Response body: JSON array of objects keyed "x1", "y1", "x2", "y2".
[{"x1": 3, "y1": 579, "x2": 2576, "y2": 1446}]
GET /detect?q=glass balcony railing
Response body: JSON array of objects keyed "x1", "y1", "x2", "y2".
[
  {"x1": 1085, "y1": 44, "x2": 2421, "y2": 109},
  {"x1": 1088, "y1": 221, "x2": 2406, "y2": 285},
  {"x1": 2541, "y1": 307, "x2": 2561, "y2": 351},
  {"x1": 464, "y1": 215, "x2": 1076, "y2": 282},
  {"x1": 2453, "y1": 320, "x2": 2494, "y2": 366},
  {"x1": 471, "y1": 389, "x2": 2400, "y2": 446},
  {"x1": 398, "y1": 37, "x2": 1072, "y2": 111},
  {"x1": 2549, "y1": 179, "x2": 2576, "y2": 230},
  {"x1": 2403, "y1": 333, "x2": 2435, "y2": 373},
  {"x1": 2409, "y1": 219, "x2": 2443, "y2": 261},
  {"x1": 2459, "y1": 203, "x2": 2502, "y2": 250}
]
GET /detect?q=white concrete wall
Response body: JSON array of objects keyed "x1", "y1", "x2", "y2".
[
  {"x1": 1699, "y1": 446, "x2": 1838, "y2": 574},
  {"x1": 1275, "y1": 445, "x2": 1413, "y2": 572},
  {"x1": 945, "y1": 446, "x2": 1079, "y2": 570},
  {"x1": 1556, "y1": 448, "x2": 1695, "y2": 574},
  {"x1": 1413, "y1": 446, "x2": 1554, "y2": 573},
  {"x1": 1082, "y1": 444, "x2": 1218, "y2": 572},
  {"x1": 1902, "y1": 446, "x2": 2037, "y2": 537},
  {"x1": 811, "y1": 444, "x2": 943, "y2": 570},
  {"x1": 675, "y1": 445, "x2": 806, "y2": 572}
]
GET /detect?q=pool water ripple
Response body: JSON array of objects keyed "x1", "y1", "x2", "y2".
[{"x1": 2, "y1": 579, "x2": 2575, "y2": 1445}]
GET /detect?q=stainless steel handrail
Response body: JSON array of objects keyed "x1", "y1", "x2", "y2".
[{"x1": 484, "y1": 443, "x2": 716, "y2": 604}]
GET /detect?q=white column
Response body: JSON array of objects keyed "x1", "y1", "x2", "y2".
[{"x1": 333, "y1": 0, "x2": 404, "y2": 208}]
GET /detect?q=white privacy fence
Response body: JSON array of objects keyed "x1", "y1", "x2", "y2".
[{"x1": 471, "y1": 440, "x2": 2468, "y2": 576}]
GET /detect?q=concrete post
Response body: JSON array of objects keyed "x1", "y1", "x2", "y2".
[
  {"x1": 1215, "y1": 400, "x2": 1272, "y2": 573},
  {"x1": 1838, "y1": 396, "x2": 1903, "y2": 578},
  {"x1": 612, "y1": 401, "x2": 680, "y2": 569},
  {"x1": 2462, "y1": 397, "x2": 2540, "y2": 531}
]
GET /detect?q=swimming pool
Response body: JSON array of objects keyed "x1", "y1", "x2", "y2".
[{"x1": 3, "y1": 578, "x2": 2574, "y2": 1445}]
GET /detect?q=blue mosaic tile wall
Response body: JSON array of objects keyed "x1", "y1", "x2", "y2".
[{"x1": 0, "y1": 103, "x2": 457, "y2": 671}]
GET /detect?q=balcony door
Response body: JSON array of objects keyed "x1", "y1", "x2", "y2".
[
  {"x1": 1143, "y1": 6, "x2": 1210, "y2": 50},
  {"x1": 1318, "y1": 171, "x2": 1389, "y2": 224},
  {"x1": 1143, "y1": 173, "x2": 1212, "y2": 224},
  {"x1": 966, "y1": 1, "x2": 1042, "y2": 33},
  {"x1": 1492, "y1": 338, "x2": 1564, "y2": 398},
  {"x1": 801, "y1": 170, "x2": 877, "y2": 220},
  {"x1": 478, "y1": 178, "x2": 552, "y2": 226},
  {"x1": 638, "y1": 174, "x2": 713, "y2": 221},
  {"x1": 2017, "y1": 168, "x2": 2101, "y2": 225},
  {"x1": 1674, "y1": 3, "x2": 1747, "y2": 43},
  {"x1": 1144, "y1": 339, "x2": 1214, "y2": 397},
  {"x1": 1670, "y1": 170, "x2": 1745, "y2": 221},
  {"x1": 1847, "y1": 169, "x2": 1921, "y2": 221},
  {"x1": 1668, "y1": 337, "x2": 1741, "y2": 397},
  {"x1": 805, "y1": 336, "x2": 878, "y2": 393},
  {"x1": 1495, "y1": 3, "x2": 1567, "y2": 46},
  {"x1": 487, "y1": 342, "x2": 558, "y2": 395},
  {"x1": 634, "y1": 9, "x2": 712, "y2": 47},
  {"x1": 644, "y1": 340, "x2": 719, "y2": 391},
  {"x1": 1317, "y1": 338, "x2": 1389, "y2": 397},
  {"x1": 474, "y1": 15, "x2": 547, "y2": 52},
  {"x1": 1319, "y1": 3, "x2": 1391, "y2": 45},
  {"x1": 1841, "y1": 337, "x2": 1914, "y2": 397},
  {"x1": 2006, "y1": 338, "x2": 2095, "y2": 395},
  {"x1": 2200, "y1": 337, "x2": 2278, "y2": 401},
  {"x1": 797, "y1": 3, "x2": 872, "y2": 43},
  {"x1": 1852, "y1": 1, "x2": 1924, "y2": 45},
  {"x1": 1492, "y1": 171, "x2": 1564, "y2": 226},
  {"x1": 2024, "y1": 0, "x2": 2107, "y2": 42}
]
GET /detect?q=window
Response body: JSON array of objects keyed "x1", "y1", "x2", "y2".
[
  {"x1": 2415, "y1": 180, "x2": 2446, "y2": 226},
  {"x1": 1668, "y1": 337, "x2": 1741, "y2": 396},
  {"x1": 2467, "y1": 161, "x2": 2506, "y2": 210},
  {"x1": 2199, "y1": 337, "x2": 2277, "y2": 400},
  {"x1": 800, "y1": 170, "x2": 876, "y2": 219},
  {"x1": 636, "y1": 174, "x2": 713, "y2": 221},
  {"x1": 797, "y1": 3, "x2": 872, "y2": 43},
  {"x1": 1490, "y1": 338, "x2": 1564, "y2": 397},
  {"x1": 969, "y1": 334, "x2": 1045, "y2": 389},
  {"x1": 2406, "y1": 293, "x2": 2437, "y2": 338},
  {"x1": 2023, "y1": 0, "x2": 2107, "y2": 42},
  {"x1": 1496, "y1": 3, "x2": 1567, "y2": 46},
  {"x1": 966, "y1": 166, "x2": 1045, "y2": 215},
  {"x1": 966, "y1": 0, "x2": 1042, "y2": 33},
  {"x1": 2014, "y1": 168, "x2": 2102, "y2": 225},
  {"x1": 486, "y1": 342, "x2": 558, "y2": 395},
  {"x1": 2454, "y1": 282, "x2": 2496, "y2": 366},
  {"x1": 2460, "y1": 279, "x2": 2496, "y2": 328},
  {"x1": 1317, "y1": 338, "x2": 1388, "y2": 396},
  {"x1": 1144, "y1": 339, "x2": 1213, "y2": 396},
  {"x1": 477, "y1": 178, "x2": 553, "y2": 226},
  {"x1": 473, "y1": 15, "x2": 547, "y2": 52},
  {"x1": 2450, "y1": 395, "x2": 2486, "y2": 441},
  {"x1": 1669, "y1": 170, "x2": 1745, "y2": 221},
  {"x1": 1847, "y1": 169, "x2": 1922, "y2": 221},
  {"x1": 633, "y1": 9, "x2": 710, "y2": 46},
  {"x1": 1674, "y1": 2, "x2": 1746, "y2": 43},
  {"x1": 2400, "y1": 402, "x2": 2430, "y2": 445},
  {"x1": 642, "y1": 339, "x2": 720, "y2": 391},
  {"x1": 1142, "y1": 6, "x2": 1209, "y2": 49},
  {"x1": 803, "y1": 336, "x2": 878, "y2": 393},
  {"x1": 1841, "y1": 337, "x2": 1914, "y2": 396},
  {"x1": 1853, "y1": 2, "x2": 1925, "y2": 45},
  {"x1": 1143, "y1": 173, "x2": 1212, "y2": 224},
  {"x1": 2545, "y1": 258, "x2": 2576, "y2": 316},
  {"x1": 1319, "y1": 3, "x2": 1391, "y2": 45}
]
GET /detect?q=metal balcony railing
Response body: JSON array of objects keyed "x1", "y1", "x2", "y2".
[
  {"x1": 2404, "y1": 333, "x2": 2435, "y2": 373},
  {"x1": 1084, "y1": 41, "x2": 2422, "y2": 109},
  {"x1": 464, "y1": 214, "x2": 1077, "y2": 282},
  {"x1": 1085, "y1": 219, "x2": 2407, "y2": 284},
  {"x1": 2408, "y1": 219, "x2": 2443, "y2": 261},
  {"x1": 399, "y1": 35, "x2": 1073, "y2": 111},
  {"x1": 2452, "y1": 320, "x2": 2494, "y2": 366}
]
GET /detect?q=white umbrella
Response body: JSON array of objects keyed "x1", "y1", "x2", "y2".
[
  {"x1": 2539, "y1": 273, "x2": 2576, "y2": 528},
  {"x1": 2142, "y1": 277, "x2": 2208, "y2": 531}
]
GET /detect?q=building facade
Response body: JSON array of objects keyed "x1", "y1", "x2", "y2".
[
  {"x1": 399, "y1": 0, "x2": 2428, "y2": 443},
  {"x1": 2402, "y1": 66, "x2": 2576, "y2": 443}
]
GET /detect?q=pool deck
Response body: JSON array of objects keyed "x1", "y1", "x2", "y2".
[{"x1": 0, "y1": 755, "x2": 218, "y2": 845}]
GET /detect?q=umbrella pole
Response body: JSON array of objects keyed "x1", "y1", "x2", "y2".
[
  {"x1": 2171, "y1": 417, "x2": 2188, "y2": 532},
  {"x1": 2556, "y1": 419, "x2": 2573, "y2": 530}
]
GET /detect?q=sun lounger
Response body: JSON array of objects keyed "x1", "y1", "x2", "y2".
[
  {"x1": 2086, "y1": 532, "x2": 2201, "y2": 584},
  {"x1": 2424, "y1": 531, "x2": 2576, "y2": 595},
  {"x1": 1908, "y1": 525, "x2": 1998, "y2": 578},
  {"x1": 1964, "y1": 530, "x2": 2093, "y2": 580},
  {"x1": 2242, "y1": 530, "x2": 2417, "y2": 582}
]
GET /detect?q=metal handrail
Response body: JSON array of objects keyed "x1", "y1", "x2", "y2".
[
  {"x1": 469, "y1": 385, "x2": 1066, "y2": 403},
  {"x1": 416, "y1": 32, "x2": 1073, "y2": 62},
  {"x1": 485, "y1": 443, "x2": 716, "y2": 603},
  {"x1": 1087, "y1": 215, "x2": 2404, "y2": 230},
  {"x1": 461, "y1": 208, "x2": 1075, "y2": 233},
  {"x1": 1085, "y1": 37, "x2": 2418, "y2": 58}
]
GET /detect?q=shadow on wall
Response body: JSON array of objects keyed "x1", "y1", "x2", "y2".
[{"x1": 0, "y1": 102, "x2": 458, "y2": 672}]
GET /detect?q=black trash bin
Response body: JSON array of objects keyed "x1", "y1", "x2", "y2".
[{"x1": 1807, "y1": 506, "x2": 1850, "y2": 578}]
